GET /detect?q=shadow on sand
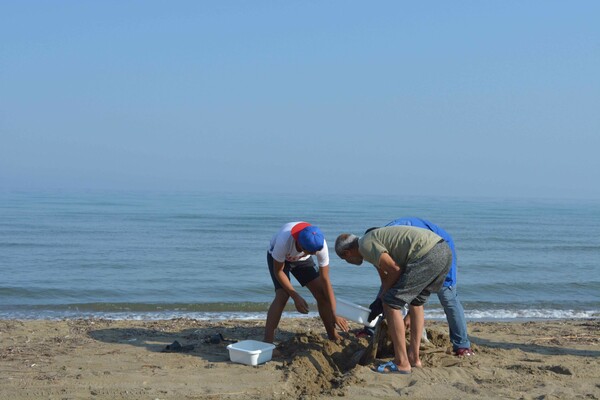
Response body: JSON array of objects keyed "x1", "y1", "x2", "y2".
[
  {"x1": 87, "y1": 321, "x2": 279, "y2": 363},
  {"x1": 470, "y1": 336, "x2": 600, "y2": 358}
]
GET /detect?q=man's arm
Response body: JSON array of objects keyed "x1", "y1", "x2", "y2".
[
  {"x1": 273, "y1": 259, "x2": 309, "y2": 314},
  {"x1": 376, "y1": 252, "x2": 402, "y2": 296},
  {"x1": 319, "y1": 265, "x2": 349, "y2": 332}
]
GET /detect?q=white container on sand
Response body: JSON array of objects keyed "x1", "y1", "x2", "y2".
[
  {"x1": 226, "y1": 340, "x2": 276, "y2": 366},
  {"x1": 336, "y1": 298, "x2": 381, "y2": 328}
]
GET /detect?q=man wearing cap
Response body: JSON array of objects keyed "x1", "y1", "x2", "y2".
[
  {"x1": 335, "y1": 226, "x2": 452, "y2": 374},
  {"x1": 264, "y1": 222, "x2": 349, "y2": 343}
]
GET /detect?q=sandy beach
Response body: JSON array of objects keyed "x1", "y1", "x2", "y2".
[{"x1": 0, "y1": 317, "x2": 598, "y2": 399}]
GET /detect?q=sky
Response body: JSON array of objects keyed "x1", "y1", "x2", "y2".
[{"x1": 1, "y1": 1, "x2": 599, "y2": 199}]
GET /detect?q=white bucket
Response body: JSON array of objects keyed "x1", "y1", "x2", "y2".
[
  {"x1": 336, "y1": 298, "x2": 381, "y2": 328},
  {"x1": 226, "y1": 340, "x2": 276, "y2": 366}
]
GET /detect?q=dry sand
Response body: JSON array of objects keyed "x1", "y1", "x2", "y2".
[{"x1": 0, "y1": 317, "x2": 598, "y2": 399}]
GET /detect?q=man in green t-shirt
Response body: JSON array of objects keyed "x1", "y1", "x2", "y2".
[{"x1": 335, "y1": 226, "x2": 452, "y2": 374}]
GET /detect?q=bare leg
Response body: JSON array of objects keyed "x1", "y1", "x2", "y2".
[
  {"x1": 264, "y1": 289, "x2": 289, "y2": 343},
  {"x1": 408, "y1": 304, "x2": 424, "y2": 367},
  {"x1": 383, "y1": 303, "x2": 412, "y2": 372},
  {"x1": 306, "y1": 279, "x2": 340, "y2": 340}
]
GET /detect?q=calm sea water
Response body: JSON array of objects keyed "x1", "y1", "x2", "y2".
[{"x1": 1, "y1": 191, "x2": 599, "y2": 321}]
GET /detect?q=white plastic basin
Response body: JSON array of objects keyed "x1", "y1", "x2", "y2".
[
  {"x1": 226, "y1": 340, "x2": 276, "y2": 366},
  {"x1": 336, "y1": 298, "x2": 381, "y2": 328}
]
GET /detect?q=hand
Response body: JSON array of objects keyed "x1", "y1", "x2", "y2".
[
  {"x1": 292, "y1": 294, "x2": 309, "y2": 314},
  {"x1": 368, "y1": 297, "x2": 383, "y2": 322},
  {"x1": 335, "y1": 316, "x2": 349, "y2": 332}
]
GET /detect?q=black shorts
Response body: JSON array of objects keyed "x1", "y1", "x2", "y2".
[{"x1": 267, "y1": 251, "x2": 319, "y2": 291}]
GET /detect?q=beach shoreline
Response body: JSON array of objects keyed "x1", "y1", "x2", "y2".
[{"x1": 1, "y1": 317, "x2": 598, "y2": 399}]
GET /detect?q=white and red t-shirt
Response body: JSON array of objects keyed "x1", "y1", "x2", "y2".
[{"x1": 268, "y1": 222, "x2": 329, "y2": 267}]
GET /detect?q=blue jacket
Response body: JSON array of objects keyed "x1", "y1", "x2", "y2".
[{"x1": 385, "y1": 217, "x2": 457, "y2": 287}]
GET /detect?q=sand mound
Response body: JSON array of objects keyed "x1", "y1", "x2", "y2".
[
  {"x1": 275, "y1": 328, "x2": 459, "y2": 398},
  {"x1": 277, "y1": 332, "x2": 366, "y2": 398}
]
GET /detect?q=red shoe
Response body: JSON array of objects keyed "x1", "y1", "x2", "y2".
[
  {"x1": 354, "y1": 327, "x2": 374, "y2": 338},
  {"x1": 455, "y1": 348, "x2": 475, "y2": 357}
]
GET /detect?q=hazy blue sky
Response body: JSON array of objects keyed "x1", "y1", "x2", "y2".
[{"x1": 2, "y1": 1, "x2": 599, "y2": 199}]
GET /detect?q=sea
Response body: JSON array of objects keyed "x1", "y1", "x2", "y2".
[{"x1": 1, "y1": 191, "x2": 599, "y2": 322}]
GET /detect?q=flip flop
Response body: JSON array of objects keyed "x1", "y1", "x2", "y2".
[{"x1": 374, "y1": 361, "x2": 411, "y2": 374}]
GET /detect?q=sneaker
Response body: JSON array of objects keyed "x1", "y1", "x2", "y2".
[
  {"x1": 354, "y1": 327, "x2": 374, "y2": 338},
  {"x1": 455, "y1": 348, "x2": 475, "y2": 357}
]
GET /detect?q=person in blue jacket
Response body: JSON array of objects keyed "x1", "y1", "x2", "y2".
[{"x1": 369, "y1": 218, "x2": 473, "y2": 357}]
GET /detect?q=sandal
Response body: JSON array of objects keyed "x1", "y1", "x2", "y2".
[
  {"x1": 374, "y1": 361, "x2": 411, "y2": 374},
  {"x1": 203, "y1": 333, "x2": 236, "y2": 344},
  {"x1": 162, "y1": 340, "x2": 195, "y2": 353}
]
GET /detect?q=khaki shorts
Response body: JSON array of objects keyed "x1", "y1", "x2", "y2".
[{"x1": 383, "y1": 241, "x2": 452, "y2": 309}]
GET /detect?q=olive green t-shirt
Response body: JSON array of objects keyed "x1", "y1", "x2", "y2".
[{"x1": 358, "y1": 226, "x2": 442, "y2": 269}]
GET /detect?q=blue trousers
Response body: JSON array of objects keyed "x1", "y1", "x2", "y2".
[{"x1": 437, "y1": 285, "x2": 471, "y2": 351}]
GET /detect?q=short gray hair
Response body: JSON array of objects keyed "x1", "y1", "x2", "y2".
[{"x1": 334, "y1": 233, "x2": 359, "y2": 258}]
